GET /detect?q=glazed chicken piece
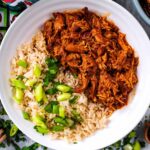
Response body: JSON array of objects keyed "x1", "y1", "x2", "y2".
[
  {"x1": 42, "y1": 7, "x2": 138, "y2": 111},
  {"x1": 74, "y1": 73, "x2": 89, "y2": 93},
  {"x1": 65, "y1": 43, "x2": 88, "y2": 53},
  {"x1": 53, "y1": 13, "x2": 65, "y2": 32},
  {"x1": 66, "y1": 53, "x2": 81, "y2": 68}
]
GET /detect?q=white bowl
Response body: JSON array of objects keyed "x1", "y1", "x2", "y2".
[{"x1": 0, "y1": 0, "x2": 150, "y2": 149}]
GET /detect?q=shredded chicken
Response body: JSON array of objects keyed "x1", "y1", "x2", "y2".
[{"x1": 42, "y1": 7, "x2": 138, "y2": 111}]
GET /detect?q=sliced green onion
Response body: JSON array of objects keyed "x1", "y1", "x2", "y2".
[
  {"x1": 13, "y1": 88, "x2": 24, "y2": 104},
  {"x1": 34, "y1": 126, "x2": 49, "y2": 134},
  {"x1": 66, "y1": 118, "x2": 75, "y2": 127},
  {"x1": 10, "y1": 124, "x2": 18, "y2": 137},
  {"x1": 123, "y1": 144, "x2": 133, "y2": 150},
  {"x1": 10, "y1": 78, "x2": 26, "y2": 89},
  {"x1": 34, "y1": 83, "x2": 43, "y2": 102},
  {"x1": 57, "y1": 93, "x2": 72, "y2": 101},
  {"x1": 56, "y1": 84, "x2": 72, "y2": 93},
  {"x1": 44, "y1": 101, "x2": 58, "y2": 113},
  {"x1": 17, "y1": 60, "x2": 28, "y2": 68},
  {"x1": 59, "y1": 105, "x2": 65, "y2": 118},
  {"x1": 25, "y1": 79, "x2": 37, "y2": 87},
  {"x1": 50, "y1": 125, "x2": 64, "y2": 132},
  {"x1": 133, "y1": 141, "x2": 141, "y2": 150},
  {"x1": 71, "y1": 109, "x2": 83, "y2": 123},
  {"x1": 42, "y1": 91, "x2": 48, "y2": 103},
  {"x1": 33, "y1": 64, "x2": 41, "y2": 78},
  {"x1": 32, "y1": 115, "x2": 47, "y2": 129},
  {"x1": 52, "y1": 105, "x2": 59, "y2": 114},
  {"x1": 45, "y1": 88, "x2": 58, "y2": 95},
  {"x1": 16, "y1": 75, "x2": 24, "y2": 80},
  {"x1": 53, "y1": 117, "x2": 67, "y2": 126},
  {"x1": 69, "y1": 96, "x2": 79, "y2": 104},
  {"x1": 22, "y1": 111, "x2": 30, "y2": 120}
]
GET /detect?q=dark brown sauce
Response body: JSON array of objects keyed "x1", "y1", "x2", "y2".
[
  {"x1": 148, "y1": 127, "x2": 150, "y2": 139},
  {"x1": 139, "y1": 0, "x2": 150, "y2": 18}
]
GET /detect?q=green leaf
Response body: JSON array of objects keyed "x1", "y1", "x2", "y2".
[
  {"x1": 22, "y1": 143, "x2": 40, "y2": 150},
  {"x1": 0, "y1": 143, "x2": 6, "y2": 148},
  {"x1": 128, "y1": 131, "x2": 136, "y2": 139}
]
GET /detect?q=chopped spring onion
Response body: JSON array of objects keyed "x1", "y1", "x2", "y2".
[
  {"x1": 10, "y1": 124, "x2": 18, "y2": 137},
  {"x1": 52, "y1": 105, "x2": 59, "y2": 114},
  {"x1": 43, "y1": 91, "x2": 48, "y2": 103},
  {"x1": 45, "y1": 88, "x2": 58, "y2": 95},
  {"x1": 32, "y1": 115, "x2": 47, "y2": 129},
  {"x1": 123, "y1": 144, "x2": 133, "y2": 150},
  {"x1": 56, "y1": 84, "x2": 72, "y2": 93},
  {"x1": 10, "y1": 78, "x2": 26, "y2": 89},
  {"x1": 133, "y1": 141, "x2": 141, "y2": 150},
  {"x1": 71, "y1": 109, "x2": 83, "y2": 123},
  {"x1": 57, "y1": 93, "x2": 72, "y2": 101},
  {"x1": 53, "y1": 117, "x2": 67, "y2": 126},
  {"x1": 17, "y1": 60, "x2": 28, "y2": 68},
  {"x1": 33, "y1": 64, "x2": 41, "y2": 78},
  {"x1": 34, "y1": 83, "x2": 43, "y2": 102},
  {"x1": 66, "y1": 118, "x2": 75, "y2": 128},
  {"x1": 50, "y1": 125, "x2": 64, "y2": 132},
  {"x1": 34, "y1": 126, "x2": 49, "y2": 134},
  {"x1": 13, "y1": 88, "x2": 24, "y2": 104},
  {"x1": 25, "y1": 79, "x2": 37, "y2": 87},
  {"x1": 16, "y1": 75, "x2": 24, "y2": 80},
  {"x1": 22, "y1": 111, "x2": 30, "y2": 120},
  {"x1": 44, "y1": 101, "x2": 58, "y2": 113},
  {"x1": 69, "y1": 95, "x2": 79, "y2": 104},
  {"x1": 59, "y1": 105, "x2": 65, "y2": 118}
]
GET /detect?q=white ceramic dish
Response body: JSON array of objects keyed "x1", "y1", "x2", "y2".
[{"x1": 0, "y1": 0, "x2": 150, "y2": 149}]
